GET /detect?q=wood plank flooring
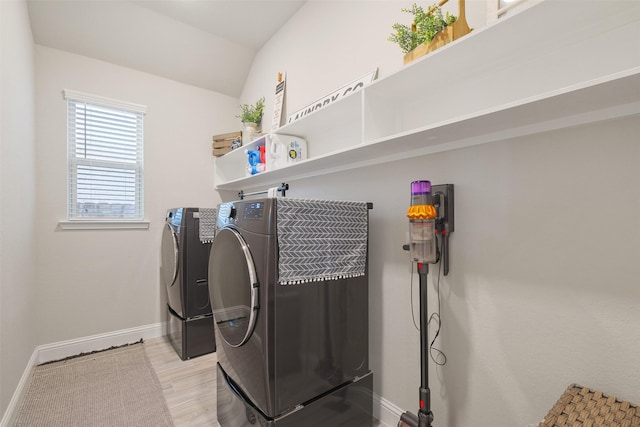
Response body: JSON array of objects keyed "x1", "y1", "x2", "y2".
[
  {"x1": 144, "y1": 336, "x2": 385, "y2": 427},
  {"x1": 144, "y1": 336, "x2": 219, "y2": 426}
]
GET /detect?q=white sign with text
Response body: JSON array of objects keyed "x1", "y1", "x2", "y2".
[{"x1": 287, "y1": 69, "x2": 378, "y2": 125}]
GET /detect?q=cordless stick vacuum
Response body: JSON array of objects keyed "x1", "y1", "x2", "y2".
[{"x1": 400, "y1": 181, "x2": 454, "y2": 427}]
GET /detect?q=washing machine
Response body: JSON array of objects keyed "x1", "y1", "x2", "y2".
[
  {"x1": 161, "y1": 207, "x2": 216, "y2": 360},
  {"x1": 209, "y1": 198, "x2": 372, "y2": 426}
]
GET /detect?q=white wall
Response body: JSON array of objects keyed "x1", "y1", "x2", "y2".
[
  {"x1": 34, "y1": 46, "x2": 238, "y2": 345},
  {"x1": 0, "y1": 0, "x2": 38, "y2": 416},
  {"x1": 282, "y1": 118, "x2": 640, "y2": 426},
  {"x1": 240, "y1": 2, "x2": 640, "y2": 426}
]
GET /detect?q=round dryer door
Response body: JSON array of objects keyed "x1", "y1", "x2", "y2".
[
  {"x1": 209, "y1": 227, "x2": 259, "y2": 348},
  {"x1": 160, "y1": 223, "x2": 179, "y2": 289}
]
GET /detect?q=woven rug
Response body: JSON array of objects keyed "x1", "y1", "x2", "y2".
[
  {"x1": 14, "y1": 342, "x2": 173, "y2": 426},
  {"x1": 538, "y1": 384, "x2": 640, "y2": 427}
]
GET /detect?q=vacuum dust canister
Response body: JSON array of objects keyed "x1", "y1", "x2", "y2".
[{"x1": 407, "y1": 180, "x2": 437, "y2": 263}]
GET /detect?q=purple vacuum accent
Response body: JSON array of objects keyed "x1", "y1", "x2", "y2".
[
  {"x1": 411, "y1": 181, "x2": 432, "y2": 206},
  {"x1": 411, "y1": 180, "x2": 431, "y2": 196}
]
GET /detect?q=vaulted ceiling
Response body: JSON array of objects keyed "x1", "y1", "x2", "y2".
[{"x1": 27, "y1": 0, "x2": 306, "y2": 97}]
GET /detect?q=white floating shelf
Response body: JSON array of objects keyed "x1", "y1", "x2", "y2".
[{"x1": 214, "y1": 0, "x2": 640, "y2": 192}]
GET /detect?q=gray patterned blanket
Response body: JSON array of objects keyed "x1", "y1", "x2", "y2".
[
  {"x1": 198, "y1": 208, "x2": 217, "y2": 243},
  {"x1": 276, "y1": 198, "x2": 369, "y2": 285}
]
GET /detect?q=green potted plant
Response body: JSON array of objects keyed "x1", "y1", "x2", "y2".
[{"x1": 237, "y1": 97, "x2": 265, "y2": 144}]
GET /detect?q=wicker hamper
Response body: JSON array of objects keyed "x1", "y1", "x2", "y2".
[{"x1": 539, "y1": 384, "x2": 640, "y2": 427}]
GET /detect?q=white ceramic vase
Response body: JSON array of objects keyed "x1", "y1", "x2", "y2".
[{"x1": 242, "y1": 122, "x2": 258, "y2": 145}]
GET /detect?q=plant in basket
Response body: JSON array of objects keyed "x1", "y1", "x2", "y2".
[
  {"x1": 388, "y1": 3, "x2": 457, "y2": 54},
  {"x1": 389, "y1": 0, "x2": 472, "y2": 64}
]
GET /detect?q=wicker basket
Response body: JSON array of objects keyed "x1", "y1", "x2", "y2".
[{"x1": 539, "y1": 384, "x2": 640, "y2": 427}]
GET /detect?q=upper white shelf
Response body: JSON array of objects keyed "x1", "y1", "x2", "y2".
[{"x1": 214, "y1": 0, "x2": 640, "y2": 191}]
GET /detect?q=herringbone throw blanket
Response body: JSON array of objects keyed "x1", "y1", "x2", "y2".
[
  {"x1": 276, "y1": 198, "x2": 369, "y2": 285},
  {"x1": 198, "y1": 207, "x2": 217, "y2": 243}
]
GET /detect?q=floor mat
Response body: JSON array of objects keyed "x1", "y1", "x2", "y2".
[{"x1": 15, "y1": 342, "x2": 173, "y2": 426}]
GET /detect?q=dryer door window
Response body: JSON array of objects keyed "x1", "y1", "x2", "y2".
[
  {"x1": 160, "y1": 223, "x2": 179, "y2": 288},
  {"x1": 209, "y1": 227, "x2": 259, "y2": 348}
]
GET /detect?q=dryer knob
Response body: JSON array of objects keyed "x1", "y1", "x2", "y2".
[{"x1": 229, "y1": 207, "x2": 237, "y2": 219}]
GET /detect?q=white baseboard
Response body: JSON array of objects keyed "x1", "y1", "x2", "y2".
[
  {"x1": 36, "y1": 322, "x2": 165, "y2": 364},
  {"x1": 0, "y1": 347, "x2": 39, "y2": 427},
  {"x1": 374, "y1": 391, "x2": 404, "y2": 427},
  {"x1": 0, "y1": 322, "x2": 165, "y2": 427}
]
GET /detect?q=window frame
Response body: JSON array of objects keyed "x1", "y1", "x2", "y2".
[
  {"x1": 487, "y1": 0, "x2": 530, "y2": 23},
  {"x1": 60, "y1": 89, "x2": 149, "y2": 230}
]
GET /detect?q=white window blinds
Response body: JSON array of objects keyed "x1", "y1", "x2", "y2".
[{"x1": 64, "y1": 90, "x2": 146, "y2": 220}]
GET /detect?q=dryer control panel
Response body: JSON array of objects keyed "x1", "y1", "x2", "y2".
[{"x1": 243, "y1": 201, "x2": 264, "y2": 221}]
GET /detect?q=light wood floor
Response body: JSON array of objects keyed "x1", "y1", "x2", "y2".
[
  {"x1": 144, "y1": 336, "x2": 219, "y2": 426},
  {"x1": 144, "y1": 336, "x2": 385, "y2": 427}
]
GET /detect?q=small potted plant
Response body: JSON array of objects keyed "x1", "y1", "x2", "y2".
[{"x1": 237, "y1": 97, "x2": 265, "y2": 144}]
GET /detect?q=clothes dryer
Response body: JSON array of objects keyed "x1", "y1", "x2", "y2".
[
  {"x1": 161, "y1": 207, "x2": 215, "y2": 360},
  {"x1": 209, "y1": 198, "x2": 372, "y2": 426}
]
